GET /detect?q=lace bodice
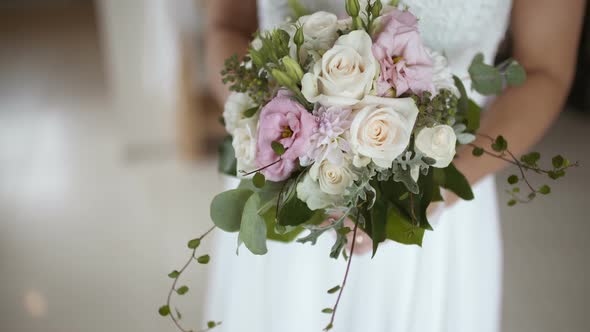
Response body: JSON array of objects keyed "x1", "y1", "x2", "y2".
[{"x1": 257, "y1": 0, "x2": 512, "y2": 78}]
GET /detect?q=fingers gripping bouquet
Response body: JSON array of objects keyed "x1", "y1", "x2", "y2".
[{"x1": 160, "y1": 1, "x2": 577, "y2": 330}]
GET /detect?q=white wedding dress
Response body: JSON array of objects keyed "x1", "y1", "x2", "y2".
[{"x1": 206, "y1": 1, "x2": 511, "y2": 331}]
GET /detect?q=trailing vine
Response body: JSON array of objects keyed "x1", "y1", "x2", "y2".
[
  {"x1": 159, "y1": 226, "x2": 221, "y2": 332},
  {"x1": 471, "y1": 134, "x2": 578, "y2": 205}
]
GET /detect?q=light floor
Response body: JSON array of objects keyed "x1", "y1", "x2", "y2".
[{"x1": 0, "y1": 3, "x2": 588, "y2": 332}]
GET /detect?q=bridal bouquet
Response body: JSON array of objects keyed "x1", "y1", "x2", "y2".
[{"x1": 160, "y1": 1, "x2": 577, "y2": 330}]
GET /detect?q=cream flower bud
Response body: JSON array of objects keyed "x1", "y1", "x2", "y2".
[{"x1": 415, "y1": 125, "x2": 457, "y2": 168}]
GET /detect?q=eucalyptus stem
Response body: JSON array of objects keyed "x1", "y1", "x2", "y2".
[
  {"x1": 323, "y1": 211, "x2": 360, "y2": 331},
  {"x1": 240, "y1": 158, "x2": 282, "y2": 177},
  {"x1": 164, "y1": 225, "x2": 218, "y2": 332}
]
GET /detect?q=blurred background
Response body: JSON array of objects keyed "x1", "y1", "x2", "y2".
[{"x1": 0, "y1": 1, "x2": 588, "y2": 332}]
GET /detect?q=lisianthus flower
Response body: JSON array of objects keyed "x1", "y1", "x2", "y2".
[
  {"x1": 256, "y1": 94, "x2": 317, "y2": 181},
  {"x1": 372, "y1": 9, "x2": 434, "y2": 97}
]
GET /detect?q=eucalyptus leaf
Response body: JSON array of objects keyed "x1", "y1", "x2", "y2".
[
  {"x1": 210, "y1": 189, "x2": 254, "y2": 232},
  {"x1": 468, "y1": 53, "x2": 503, "y2": 95},
  {"x1": 218, "y1": 135, "x2": 237, "y2": 176},
  {"x1": 240, "y1": 193, "x2": 268, "y2": 255},
  {"x1": 505, "y1": 61, "x2": 526, "y2": 86}
]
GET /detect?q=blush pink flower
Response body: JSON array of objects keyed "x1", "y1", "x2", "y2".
[
  {"x1": 372, "y1": 9, "x2": 434, "y2": 97},
  {"x1": 256, "y1": 94, "x2": 318, "y2": 181}
]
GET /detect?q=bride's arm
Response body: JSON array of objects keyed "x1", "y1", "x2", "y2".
[
  {"x1": 453, "y1": 0, "x2": 586, "y2": 189},
  {"x1": 206, "y1": 0, "x2": 258, "y2": 104}
]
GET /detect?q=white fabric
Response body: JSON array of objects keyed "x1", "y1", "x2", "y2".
[{"x1": 206, "y1": 1, "x2": 511, "y2": 331}]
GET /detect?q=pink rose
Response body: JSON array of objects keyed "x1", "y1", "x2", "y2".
[
  {"x1": 372, "y1": 9, "x2": 434, "y2": 97},
  {"x1": 256, "y1": 94, "x2": 318, "y2": 181}
]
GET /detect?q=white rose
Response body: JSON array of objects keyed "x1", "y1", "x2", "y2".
[
  {"x1": 232, "y1": 119, "x2": 258, "y2": 177},
  {"x1": 310, "y1": 159, "x2": 357, "y2": 195},
  {"x1": 301, "y1": 30, "x2": 377, "y2": 107},
  {"x1": 427, "y1": 49, "x2": 460, "y2": 97},
  {"x1": 297, "y1": 174, "x2": 339, "y2": 210},
  {"x1": 349, "y1": 95, "x2": 419, "y2": 168},
  {"x1": 415, "y1": 125, "x2": 457, "y2": 168},
  {"x1": 223, "y1": 92, "x2": 256, "y2": 135}
]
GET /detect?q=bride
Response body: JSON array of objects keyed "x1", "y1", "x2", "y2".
[{"x1": 204, "y1": 1, "x2": 584, "y2": 331}]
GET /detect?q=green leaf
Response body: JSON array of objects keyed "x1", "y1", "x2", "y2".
[
  {"x1": 552, "y1": 155, "x2": 565, "y2": 168},
  {"x1": 168, "y1": 270, "x2": 180, "y2": 279},
  {"x1": 253, "y1": 172, "x2": 266, "y2": 188},
  {"x1": 521, "y1": 152, "x2": 540, "y2": 166},
  {"x1": 187, "y1": 238, "x2": 201, "y2": 249},
  {"x1": 158, "y1": 305, "x2": 170, "y2": 317},
  {"x1": 548, "y1": 170, "x2": 565, "y2": 180},
  {"x1": 243, "y1": 106, "x2": 259, "y2": 118},
  {"x1": 491, "y1": 135, "x2": 508, "y2": 152},
  {"x1": 468, "y1": 53, "x2": 503, "y2": 95},
  {"x1": 196, "y1": 255, "x2": 210, "y2": 264},
  {"x1": 453, "y1": 76, "x2": 469, "y2": 116},
  {"x1": 207, "y1": 321, "x2": 217, "y2": 328},
  {"x1": 322, "y1": 308, "x2": 334, "y2": 314},
  {"x1": 466, "y1": 99, "x2": 482, "y2": 132},
  {"x1": 218, "y1": 135, "x2": 237, "y2": 176},
  {"x1": 505, "y1": 61, "x2": 526, "y2": 86},
  {"x1": 262, "y1": 207, "x2": 308, "y2": 242},
  {"x1": 539, "y1": 185, "x2": 551, "y2": 195},
  {"x1": 362, "y1": 198, "x2": 388, "y2": 257},
  {"x1": 210, "y1": 189, "x2": 254, "y2": 232},
  {"x1": 271, "y1": 141, "x2": 286, "y2": 156},
  {"x1": 472, "y1": 147, "x2": 484, "y2": 157},
  {"x1": 176, "y1": 286, "x2": 189, "y2": 295},
  {"x1": 288, "y1": 0, "x2": 309, "y2": 19},
  {"x1": 175, "y1": 308, "x2": 182, "y2": 320},
  {"x1": 508, "y1": 199, "x2": 517, "y2": 207},
  {"x1": 385, "y1": 207, "x2": 424, "y2": 246},
  {"x1": 239, "y1": 193, "x2": 268, "y2": 255},
  {"x1": 276, "y1": 177, "x2": 314, "y2": 226},
  {"x1": 507, "y1": 175, "x2": 519, "y2": 185},
  {"x1": 434, "y1": 163, "x2": 474, "y2": 201},
  {"x1": 327, "y1": 285, "x2": 341, "y2": 294}
]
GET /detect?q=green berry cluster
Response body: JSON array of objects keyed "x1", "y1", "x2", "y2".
[
  {"x1": 414, "y1": 89, "x2": 459, "y2": 127},
  {"x1": 221, "y1": 54, "x2": 271, "y2": 105}
]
